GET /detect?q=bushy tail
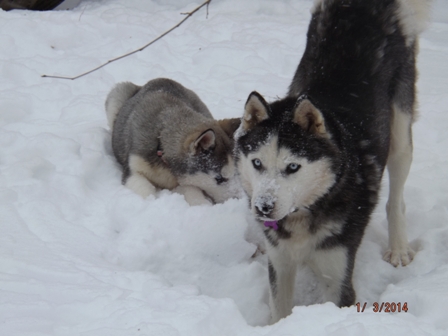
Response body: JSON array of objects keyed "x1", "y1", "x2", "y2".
[
  {"x1": 105, "y1": 82, "x2": 140, "y2": 129},
  {"x1": 397, "y1": 0, "x2": 432, "y2": 40}
]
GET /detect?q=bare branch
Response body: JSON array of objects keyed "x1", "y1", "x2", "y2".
[{"x1": 42, "y1": 0, "x2": 212, "y2": 80}]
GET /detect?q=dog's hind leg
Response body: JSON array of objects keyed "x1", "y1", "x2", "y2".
[
  {"x1": 384, "y1": 40, "x2": 418, "y2": 267},
  {"x1": 124, "y1": 154, "x2": 158, "y2": 198},
  {"x1": 125, "y1": 173, "x2": 157, "y2": 198},
  {"x1": 384, "y1": 106, "x2": 415, "y2": 267},
  {"x1": 266, "y1": 242, "x2": 298, "y2": 324}
]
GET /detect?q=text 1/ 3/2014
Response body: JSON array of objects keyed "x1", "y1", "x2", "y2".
[{"x1": 356, "y1": 302, "x2": 408, "y2": 313}]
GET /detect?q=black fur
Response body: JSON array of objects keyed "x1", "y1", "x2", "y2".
[
  {"x1": 253, "y1": 0, "x2": 416, "y2": 247},
  {"x1": 286, "y1": 0, "x2": 418, "y2": 255},
  {"x1": 235, "y1": 0, "x2": 420, "y2": 316},
  {"x1": 268, "y1": 260, "x2": 277, "y2": 296}
]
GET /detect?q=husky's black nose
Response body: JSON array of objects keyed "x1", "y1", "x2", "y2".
[{"x1": 256, "y1": 202, "x2": 274, "y2": 217}]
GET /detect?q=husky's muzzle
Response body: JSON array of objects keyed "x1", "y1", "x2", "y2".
[{"x1": 254, "y1": 194, "x2": 276, "y2": 218}]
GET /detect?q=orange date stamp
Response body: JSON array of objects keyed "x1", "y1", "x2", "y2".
[{"x1": 356, "y1": 302, "x2": 408, "y2": 313}]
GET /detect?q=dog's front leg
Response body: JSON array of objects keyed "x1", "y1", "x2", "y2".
[
  {"x1": 174, "y1": 185, "x2": 212, "y2": 206},
  {"x1": 266, "y1": 242, "x2": 298, "y2": 324},
  {"x1": 308, "y1": 246, "x2": 355, "y2": 307}
]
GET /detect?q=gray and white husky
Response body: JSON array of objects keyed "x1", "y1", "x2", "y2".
[
  {"x1": 234, "y1": 0, "x2": 431, "y2": 323},
  {"x1": 106, "y1": 78, "x2": 241, "y2": 205}
]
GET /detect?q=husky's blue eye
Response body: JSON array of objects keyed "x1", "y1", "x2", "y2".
[
  {"x1": 286, "y1": 163, "x2": 301, "y2": 174},
  {"x1": 252, "y1": 159, "x2": 262, "y2": 170}
]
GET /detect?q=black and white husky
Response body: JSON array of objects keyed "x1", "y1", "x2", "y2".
[{"x1": 234, "y1": 0, "x2": 431, "y2": 323}]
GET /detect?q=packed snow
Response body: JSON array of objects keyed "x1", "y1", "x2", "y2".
[{"x1": 1, "y1": 0, "x2": 448, "y2": 335}]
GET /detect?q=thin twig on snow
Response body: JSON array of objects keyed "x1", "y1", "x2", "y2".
[{"x1": 42, "y1": 0, "x2": 212, "y2": 80}]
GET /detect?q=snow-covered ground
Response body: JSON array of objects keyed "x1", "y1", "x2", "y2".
[{"x1": 1, "y1": 0, "x2": 447, "y2": 335}]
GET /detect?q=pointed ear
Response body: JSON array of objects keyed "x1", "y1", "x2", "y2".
[
  {"x1": 293, "y1": 99, "x2": 330, "y2": 138},
  {"x1": 191, "y1": 129, "x2": 216, "y2": 153},
  {"x1": 217, "y1": 118, "x2": 241, "y2": 138},
  {"x1": 242, "y1": 91, "x2": 270, "y2": 131}
]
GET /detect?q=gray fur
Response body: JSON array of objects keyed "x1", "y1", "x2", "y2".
[{"x1": 106, "y1": 78, "x2": 241, "y2": 204}]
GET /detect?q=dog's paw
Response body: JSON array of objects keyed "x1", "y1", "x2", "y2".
[
  {"x1": 185, "y1": 196, "x2": 212, "y2": 206},
  {"x1": 125, "y1": 174, "x2": 157, "y2": 199},
  {"x1": 383, "y1": 246, "x2": 415, "y2": 267},
  {"x1": 174, "y1": 185, "x2": 212, "y2": 206}
]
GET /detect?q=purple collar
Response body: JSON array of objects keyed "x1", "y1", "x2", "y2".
[{"x1": 264, "y1": 221, "x2": 278, "y2": 231}]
